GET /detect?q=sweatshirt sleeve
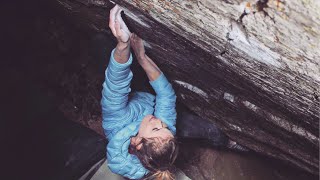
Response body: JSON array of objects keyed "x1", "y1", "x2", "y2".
[
  {"x1": 150, "y1": 73, "x2": 177, "y2": 135},
  {"x1": 101, "y1": 48, "x2": 135, "y2": 139}
]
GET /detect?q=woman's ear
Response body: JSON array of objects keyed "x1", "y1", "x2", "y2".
[
  {"x1": 131, "y1": 136, "x2": 143, "y2": 150},
  {"x1": 136, "y1": 143, "x2": 143, "y2": 150}
]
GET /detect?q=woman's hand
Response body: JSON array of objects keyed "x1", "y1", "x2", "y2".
[
  {"x1": 130, "y1": 33, "x2": 146, "y2": 63},
  {"x1": 109, "y1": 5, "x2": 131, "y2": 44},
  {"x1": 109, "y1": 5, "x2": 131, "y2": 63},
  {"x1": 131, "y1": 33, "x2": 161, "y2": 81}
]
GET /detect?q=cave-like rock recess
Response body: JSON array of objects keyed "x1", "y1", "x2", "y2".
[{"x1": 52, "y1": 0, "x2": 319, "y2": 175}]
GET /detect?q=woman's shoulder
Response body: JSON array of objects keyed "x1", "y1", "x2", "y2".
[
  {"x1": 130, "y1": 91, "x2": 155, "y2": 102},
  {"x1": 107, "y1": 121, "x2": 140, "y2": 160},
  {"x1": 129, "y1": 91, "x2": 156, "y2": 115},
  {"x1": 110, "y1": 121, "x2": 140, "y2": 141},
  {"x1": 107, "y1": 121, "x2": 149, "y2": 179}
]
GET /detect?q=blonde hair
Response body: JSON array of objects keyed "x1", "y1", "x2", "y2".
[
  {"x1": 130, "y1": 137, "x2": 179, "y2": 180},
  {"x1": 145, "y1": 170, "x2": 174, "y2": 180}
]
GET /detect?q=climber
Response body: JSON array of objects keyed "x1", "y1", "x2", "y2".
[
  {"x1": 101, "y1": 5, "x2": 178, "y2": 180},
  {"x1": 101, "y1": 5, "x2": 248, "y2": 180}
]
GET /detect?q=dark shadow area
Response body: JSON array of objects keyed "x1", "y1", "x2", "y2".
[
  {"x1": 1, "y1": 1, "x2": 107, "y2": 179},
  {"x1": 2, "y1": 70, "x2": 106, "y2": 180}
]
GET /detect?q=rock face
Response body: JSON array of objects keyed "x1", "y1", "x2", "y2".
[{"x1": 52, "y1": 0, "x2": 319, "y2": 174}]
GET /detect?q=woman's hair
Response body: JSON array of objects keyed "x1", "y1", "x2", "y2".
[{"x1": 129, "y1": 137, "x2": 179, "y2": 180}]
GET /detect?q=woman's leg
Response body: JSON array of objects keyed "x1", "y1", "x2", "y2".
[
  {"x1": 176, "y1": 111, "x2": 249, "y2": 151},
  {"x1": 176, "y1": 111, "x2": 229, "y2": 148}
]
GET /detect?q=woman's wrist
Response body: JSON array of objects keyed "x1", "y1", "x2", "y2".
[
  {"x1": 117, "y1": 41, "x2": 130, "y2": 50},
  {"x1": 114, "y1": 41, "x2": 131, "y2": 63},
  {"x1": 137, "y1": 53, "x2": 147, "y2": 63}
]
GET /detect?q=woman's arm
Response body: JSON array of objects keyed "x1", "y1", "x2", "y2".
[
  {"x1": 131, "y1": 34, "x2": 177, "y2": 134},
  {"x1": 101, "y1": 49, "x2": 133, "y2": 139},
  {"x1": 114, "y1": 42, "x2": 130, "y2": 63},
  {"x1": 110, "y1": 5, "x2": 131, "y2": 64},
  {"x1": 101, "y1": 5, "x2": 134, "y2": 139},
  {"x1": 130, "y1": 33, "x2": 161, "y2": 81},
  {"x1": 138, "y1": 54, "x2": 161, "y2": 81}
]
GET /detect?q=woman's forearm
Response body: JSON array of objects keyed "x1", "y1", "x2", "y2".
[
  {"x1": 140, "y1": 54, "x2": 161, "y2": 81},
  {"x1": 114, "y1": 42, "x2": 131, "y2": 64},
  {"x1": 130, "y1": 33, "x2": 161, "y2": 81}
]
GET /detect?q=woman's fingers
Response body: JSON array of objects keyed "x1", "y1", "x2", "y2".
[
  {"x1": 109, "y1": 5, "x2": 119, "y2": 36},
  {"x1": 109, "y1": 4, "x2": 131, "y2": 42},
  {"x1": 115, "y1": 7, "x2": 131, "y2": 34},
  {"x1": 115, "y1": 7, "x2": 122, "y2": 18},
  {"x1": 119, "y1": 14, "x2": 130, "y2": 34},
  {"x1": 115, "y1": 6, "x2": 125, "y2": 37},
  {"x1": 115, "y1": 21, "x2": 122, "y2": 37},
  {"x1": 130, "y1": 34, "x2": 133, "y2": 44},
  {"x1": 115, "y1": 7, "x2": 123, "y2": 25},
  {"x1": 131, "y1": 33, "x2": 137, "y2": 45}
]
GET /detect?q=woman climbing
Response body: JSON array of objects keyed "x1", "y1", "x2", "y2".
[
  {"x1": 101, "y1": 5, "x2": 179, "y2": 180},
  {"x1": 101, "y1": 5, "x2": 248, "y2": 180}
]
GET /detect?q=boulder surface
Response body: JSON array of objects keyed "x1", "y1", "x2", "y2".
[{"x1": 52, "y1": 0, "x2": 319, "y2": 174}]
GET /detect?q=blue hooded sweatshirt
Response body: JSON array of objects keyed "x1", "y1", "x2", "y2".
[{"x1": 101, "y1": 49, "x2": 177, "y2": 179}]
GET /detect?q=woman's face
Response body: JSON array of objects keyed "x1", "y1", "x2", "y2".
[{"x1": 137, "y1": 115, "x2": 174, "y2": 140}]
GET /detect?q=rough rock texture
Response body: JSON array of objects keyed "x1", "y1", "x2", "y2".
[
  {"x1": 176, "y1": 140, "x2": 318, "y2": 180},
  {"x1": 52, "y1": 0, "x2": 319, "y2": 174}
]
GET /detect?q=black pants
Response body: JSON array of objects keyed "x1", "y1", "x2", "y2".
[{"x1": 176, "y1": 111, "x2": 229, "y2": 148}]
